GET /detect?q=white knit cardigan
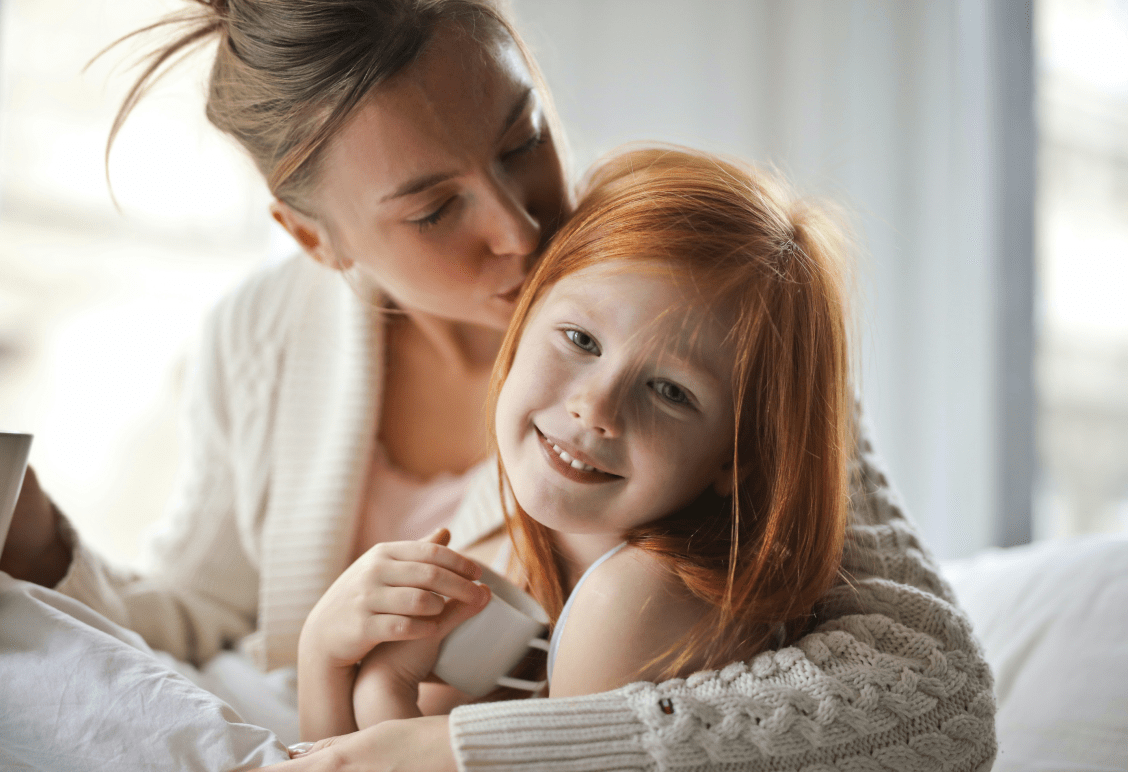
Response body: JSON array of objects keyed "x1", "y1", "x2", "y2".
[{"x1": 56, "y1": 256, "x2": 996, "y2": 771}]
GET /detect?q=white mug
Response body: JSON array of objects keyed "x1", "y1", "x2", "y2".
[
  {"x1": 433, "y1": 560, "x2": 550, "y2": 698},
  {"x1": 0, "y1": 432, "x2": 33, "y2": 557}
]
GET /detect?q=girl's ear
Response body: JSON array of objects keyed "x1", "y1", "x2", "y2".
[
  {"x1": 270, "y1": 200, "x2": 354, "y2": 270},
  {"x1": 711, "y1": 461, "x2": 735, "y2": 498}
]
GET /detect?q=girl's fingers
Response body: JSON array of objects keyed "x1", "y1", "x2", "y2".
[
  {"x1": 377, "y1": 560, "x2": 489, "y2": 607},
  {"x1": 423, "y1": 527, "x2": 451, "y2": 546},
  {"x1": 363, "y1": 612, "x2": 442, "y2": 643},
  {"x1": 370, "y1": 539, "x2": 482, "y2": 581},
  {"x1": 361, "y1": 586, "x2": 491, "y2": 645},
  {"x1": 377, "y1": 585, "x2": 446, "y2": 618},
  {"x1": 434, "y1": 589, "x2": 491, "y2": 637}
]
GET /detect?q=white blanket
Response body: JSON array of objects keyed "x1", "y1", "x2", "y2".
[{"x1": 0, "y1": 573, "x2": 290, "y2": 771}]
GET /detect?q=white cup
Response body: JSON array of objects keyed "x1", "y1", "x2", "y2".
[
  {"x1": 0, "y1": 432, "x2": 33, "y2": 557},
  {"x1": 433, "y1": 560, "x2": 550, "y2": 698}
]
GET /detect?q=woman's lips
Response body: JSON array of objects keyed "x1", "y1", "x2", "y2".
[
  {"x1": 496, "y1": 283, "x2": 523, "y2": 303},
  {"x1": 536, "y1": 428, "x2": 621, "y2": 484}
]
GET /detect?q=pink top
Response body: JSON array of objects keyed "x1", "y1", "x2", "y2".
[{"x1": 351, "y1": 445, "x2": 487, "y2": 560}]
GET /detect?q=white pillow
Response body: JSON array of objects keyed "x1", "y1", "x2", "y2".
[
  {"x1": 942, "y1": 535, "x2": 1128, "y2": 772},
  {"x1": 0, "y1": 573, "x2": 290, "y2": 771}
]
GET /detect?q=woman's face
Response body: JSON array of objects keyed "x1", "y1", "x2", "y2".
[{"x1": 298, "y1": 24, "x2": 568, "y2": 331}]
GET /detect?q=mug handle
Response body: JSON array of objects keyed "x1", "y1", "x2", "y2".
[
  {"x1": 495, "y1": 675, "x2": 547, "y2": 692},
  {"x1": 494, "y1": 638, "x2": 551, "y2": 692}
]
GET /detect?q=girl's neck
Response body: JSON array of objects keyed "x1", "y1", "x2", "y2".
[{"x1": 552, "y1": 531, "x2": 629, "y2": 590}]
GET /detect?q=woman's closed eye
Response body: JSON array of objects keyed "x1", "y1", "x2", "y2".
[
  {"x1": 411, "y1": 197, "x2": 455, "y2": 232},
  {"x1": 502, "y1": 128, "x2": 547, "y2": 164},
  {"x1": 565, "y1": 328, "x2": 600, "y2": 355}
]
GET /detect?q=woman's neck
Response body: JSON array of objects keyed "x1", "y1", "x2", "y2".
[{"x1": 397, "y1": 309, "x2": 504, "y2": 374}]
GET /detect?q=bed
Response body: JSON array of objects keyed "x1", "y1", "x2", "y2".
[
  {"x1": 2, "y1": 534, "x2": 1126, "y2": 770},
  {"x1": 941, "y1": 533, "x2": 1128, "y2": 771}
]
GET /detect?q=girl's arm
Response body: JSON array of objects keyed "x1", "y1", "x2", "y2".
[
  {"x1": 298, "y1": 529, "x2": 488, "y2": 740},
  {"x1": 548, "y1": 547, "x2": 708, "y2": 698}
]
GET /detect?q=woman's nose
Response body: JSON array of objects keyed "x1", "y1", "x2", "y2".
[
  {"x1": 565, "y1": 375, "x2": 623, "y2": 438},
  {"x1": 485, "y1": 180, "x2": 542, "y2": 258}
]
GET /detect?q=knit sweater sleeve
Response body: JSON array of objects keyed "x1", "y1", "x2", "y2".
[
  {"x1": 53, "y1": 259, "x2": 300, "y2": 666},
  {"x1": 447, "y1": 410, "x2": 997, "y2": 772}
]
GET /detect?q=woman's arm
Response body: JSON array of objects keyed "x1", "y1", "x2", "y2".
[
  {"x1": 15, "y1": 258, "x2": 315, "y2": 666},
  {"x1": 29, "y1": 267, "x2": 283, "y2": 664},
  {"x1": 445, "y1": 408, "x2": 997, "y2": 772}
]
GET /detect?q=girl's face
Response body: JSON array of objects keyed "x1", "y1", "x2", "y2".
[
  {"x1": 495, "y1": 261, "x2": 736, "y2": 539},
  {"x1": 291, "y1": 23, "x2": 567, "y2": 331}
]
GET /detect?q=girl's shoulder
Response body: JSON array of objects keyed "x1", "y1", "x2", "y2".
[
  {"x1": 549, "y1": 546, "x2": 709, "y2": 697},
  {"x1": 579, "y1": 544, "x2": 683, "y2": 597}
]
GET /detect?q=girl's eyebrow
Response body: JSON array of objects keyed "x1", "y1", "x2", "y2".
[{"x1": 380, "y1": 89, "x2": 534, "y2": 204}]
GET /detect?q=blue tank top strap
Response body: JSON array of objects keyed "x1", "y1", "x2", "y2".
[{"x1": 547, "y1": 541, "x2": 629, "y2": 682}]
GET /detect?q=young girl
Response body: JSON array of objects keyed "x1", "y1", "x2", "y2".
[{"x1": 300, "y1": 144, "x2": 853, "y2": 735}]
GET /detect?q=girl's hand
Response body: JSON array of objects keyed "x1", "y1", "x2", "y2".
[
  {"x1": 297, "y1": 529, "x2": 487, "y2": 739},
  {"x1": 258, "y1": 715, "x2": 457, "y2": 772},
  {"x1": 299, "y1": 528, "x2": 487, "y2": 670},
  {"x1": 0, "y1": 466, "x2": 71, "y2": 587},
  {"x1": 352, "y1": 591, "x2": 486, "y2": 727}
]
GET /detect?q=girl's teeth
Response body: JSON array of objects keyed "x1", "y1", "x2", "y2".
[{"x1": 551, "y1": 442, "x2": 597, "y2": 473}]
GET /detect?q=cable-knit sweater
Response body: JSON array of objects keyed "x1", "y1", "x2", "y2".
[{"x1": 54, "y1": 255, "x2": 996, "y2": 771}]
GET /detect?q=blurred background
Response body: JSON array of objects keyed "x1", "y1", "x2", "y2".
[{"x1": 0, "y1": 0, "x2": 1125, "y2": 564}]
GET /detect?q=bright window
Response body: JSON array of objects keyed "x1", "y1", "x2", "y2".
[{"x1": 1036, "y1": 0, "x2": 1128, "y2": 538}]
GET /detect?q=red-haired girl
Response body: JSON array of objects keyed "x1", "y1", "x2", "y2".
[{"x1": 320, "y1": 144, "x2": 854, "y2": 730}]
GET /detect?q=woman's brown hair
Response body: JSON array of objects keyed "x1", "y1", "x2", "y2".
[
  {"x1": 102, "y1": 0, "x2": 561, "y2": 212},
  {"x1": 489, "y1": 145, "x2": 854, "y2": 678}
]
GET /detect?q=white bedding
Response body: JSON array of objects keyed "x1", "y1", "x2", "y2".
[
  {"x1": 942, "y1": 534, "x2": 1128, "y2": 772},
  {"x1": 0, "y1": 573, "x2": 290, "y2": 771}
]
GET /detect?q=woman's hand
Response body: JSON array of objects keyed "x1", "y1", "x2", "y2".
[
  {"x1": 300, "y1": 528, "x2": 488, "y2": 669},
  {"x1": 0, "y1": 466, "x2": 71, "y2": 586},
  {"x1": 258, "y1": 715, "x2": 457, "y2": 772}
]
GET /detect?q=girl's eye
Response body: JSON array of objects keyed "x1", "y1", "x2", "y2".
[
  {"x1": 565, "y1": 329, "x2": 600, "y2": 354},
  {"x1": 411, "y1": 199, "x2": 453, "y2": 232},
  {"x1": 502, "y1": 129, "x2": 547, "y2": 162},
  {"x1": 652, "y1": 380, "x2": 691, "y2": 406}
]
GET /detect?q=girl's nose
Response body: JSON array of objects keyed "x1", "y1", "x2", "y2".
[{"x1": 565, "y1": 375, "x2": 623, "y2": 438}]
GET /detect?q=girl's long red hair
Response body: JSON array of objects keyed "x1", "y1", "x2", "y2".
[{"x1": 489, "y1": 145, "x2": 853, "y2": 678}]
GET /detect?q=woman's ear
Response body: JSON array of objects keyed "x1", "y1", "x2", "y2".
[{"x1": 270, "y1": 200, "x2": 354, "y2": 270}]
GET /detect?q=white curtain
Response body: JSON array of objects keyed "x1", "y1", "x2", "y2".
[{"x1": 512, "y1": 0, "x2": 1035, "y2": 558}]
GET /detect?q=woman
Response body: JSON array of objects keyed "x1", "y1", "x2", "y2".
[{"x1": 0, "y1": 1, "x2": 996, "y2": 770}]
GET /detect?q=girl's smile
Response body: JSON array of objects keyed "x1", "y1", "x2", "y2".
[
  {"x1": 535, "y1": 426, "x2": 621, "y2": 482},
  {"x1": 495, "y1": 260, "x2": 736, "y2": 543}
]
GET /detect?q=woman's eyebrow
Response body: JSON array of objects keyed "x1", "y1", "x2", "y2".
[
  {"x1": 382, "y1": 171, "x2": 457, "y2": 202},
  {"x1": 380, "y1": 89, "x2": 535, "y2": 205}
]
